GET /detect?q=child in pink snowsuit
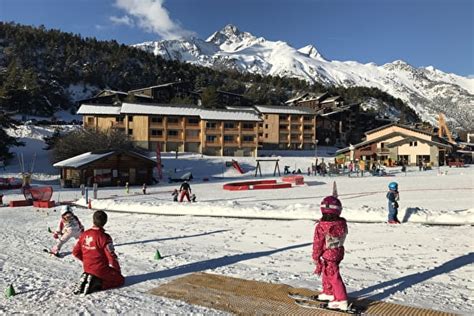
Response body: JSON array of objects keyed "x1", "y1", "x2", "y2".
[
  {"x1": 312, "y1": 195, "x2": 349, "y2": 311},
  {"x1": 51, "y1": 205, "x2": 84, "y2": 255}
]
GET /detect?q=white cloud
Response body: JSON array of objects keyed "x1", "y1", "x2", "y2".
[
  {"x1": 114, "y1": 0, "x2": 195, "y2": 39},
  {"x1": 109, "y1": 15, "x2": 134, "y2": 27}
]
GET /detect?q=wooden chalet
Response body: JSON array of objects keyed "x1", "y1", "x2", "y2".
[
  {"x1": 335, "y1": 123, "x2": 453, "y2": 166},
  {"x1": 53, "y1": 150, "x2": 156, "y2": 188}
]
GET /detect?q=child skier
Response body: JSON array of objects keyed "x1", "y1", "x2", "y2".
[
  {"x1": 312, "y1": 195, "x2": 348, "y2": 311},
  {"x1": 386, "y1": 182, "x2": 400, "y2": 224},
  {"x1": 172, "y1": 189, "x2": 179, "y2": 202},
  {"x1": 49, "y1": 205, "x2": 84, "y2": 256},
  {"x1": 72, "y1": 210, "x2": 124, "y2": 295}
]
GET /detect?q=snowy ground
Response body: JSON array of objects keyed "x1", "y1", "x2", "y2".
[{"x1": 0, "y1": 125, "x2": 473, "y2": 314}]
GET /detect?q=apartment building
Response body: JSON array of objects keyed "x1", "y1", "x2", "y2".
[
  {"x1": 254, "y1": 105, "x2": 317, "y2": 150},
  {"x1": 78, "y1": 103, "x2": 261, "y2": 157}
]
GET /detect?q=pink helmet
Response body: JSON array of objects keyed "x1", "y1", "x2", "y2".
[{"x1": 320, "y1": 195, "x2": 342, "y2": 215}]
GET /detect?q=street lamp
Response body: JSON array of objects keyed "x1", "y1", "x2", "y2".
[{"x1": 314, "y1": 139, "x2": 319, "y2": 167}]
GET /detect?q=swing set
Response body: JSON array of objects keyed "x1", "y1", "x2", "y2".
[{"x1": 254, "y1": 159, "x2": 281, "y2": 177}]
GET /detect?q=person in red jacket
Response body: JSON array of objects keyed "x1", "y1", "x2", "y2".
[
  {"x1": 72, "y1": 210, "x2": 124, "y2": 295},
  {"x1": 312, "y1": 195, "x2": 348, "y2": 311}
]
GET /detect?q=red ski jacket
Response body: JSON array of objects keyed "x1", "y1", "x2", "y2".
[
  {"x1": 312, "y1": 218, "x2": 348, "y2": 263},
  {"x1": 73, "y1": 227, "x2": 121, "y2": 279}
]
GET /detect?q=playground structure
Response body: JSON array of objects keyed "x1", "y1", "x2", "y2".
[
  {"x1": 8, "y1": 186, "x2": 55, "y2": 208},
  {"x1": 223, "y1": 179, "x2": 292, "y2": 191},
  {"x1": 254, "y1": 159, "x2": 281, "y2": 177},
  {"x1": 281, "y1": 175, "x2": 304, "y2": 185}
]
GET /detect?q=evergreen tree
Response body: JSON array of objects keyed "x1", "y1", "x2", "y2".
[
  {"x1": 0, "y1": 110, "x2": 24, "y2": 161},
  {"x1": 200, "y1": 86, "x2": 220, "y2": 108}
]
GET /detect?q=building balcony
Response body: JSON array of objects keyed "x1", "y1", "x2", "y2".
[
  {"x1": 376, "y1": 148, "x2": 390, "y2": 154},
  {"x1": 185, "y1": 136, "x2": 201, "y2": 142},
  {"x1": 223, "y1": 141, "x2": 239, "y2": 146},
  {"x1": 166, "y1": 123, "x2": 182, "y2": 129},
  {"x1": 185, "y1": 123, "x2": 201, "y2": 129},
  {"x1": 205, "y1": 141, "x2": 221, "y2": 147},
  {"x1": 205, "y1": 129, "x2": 221, "y2": 135}
]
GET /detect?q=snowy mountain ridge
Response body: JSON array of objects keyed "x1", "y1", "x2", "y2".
[{"x1": 133, "y1": 24, "x2": 474, "y2": 130}]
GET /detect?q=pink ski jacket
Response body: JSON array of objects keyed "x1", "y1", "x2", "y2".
[{"x1": 312, "y1": 218, "x2": 348, "y2": 262}]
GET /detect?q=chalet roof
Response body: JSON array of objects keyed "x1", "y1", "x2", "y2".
[
  {"x1": 121, "y1": 103, "x2": 261, "y2": 122},
  {"x1": 301, "y1": 92, "x2": 328, "y2": 102},
  {"x1": 319, "y1": 103, "x2": 359, "y2": 117},
  {"x1": 364, "y1": 123, "x2": 434, "y2": 137},
  {"x1": 128, "y1": 82, "x2": 184, "y2": 93},
  {"x1": 53, "y1": 150, "x2": 155, "y2": 169},
  {"x1": 77, "y1": 104, "x2": 121, "y2": 115},
  {"x1": 254, "y1": 105, "x2": 317, "y2": 115},
  {"x1": 336, "y1": 132, "x2": 451, "y2": 154},
  {"x1": 386, "y1": 137, "x2": 452, "y2": 149},
  {"x1": 285, "y1": 92, "x2": 309, "y2": 104},
  {"x1": 320, "y1": 96, "x2": 342, "y2": 103},
  {"x1": 95, "y1": 90, "x2": 128, "y2": 97}
]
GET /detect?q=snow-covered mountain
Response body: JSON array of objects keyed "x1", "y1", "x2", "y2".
[{"x1": 133, "y1": 24, "x2": 474, "y2": 131}]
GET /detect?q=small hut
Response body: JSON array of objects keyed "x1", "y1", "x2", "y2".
[{"x1": 53, "y1": 150, "x2": 156, "y2": 188}]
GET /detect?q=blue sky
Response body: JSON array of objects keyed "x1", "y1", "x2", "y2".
[{"x1": 1, "y1": 0, "x2": 473, "y2": 77}]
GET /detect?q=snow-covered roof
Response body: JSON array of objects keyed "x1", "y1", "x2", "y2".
[
  {"x1": 77, "y1": 104, "x2": 121, "y2": 115},
  {"x1": 320, "y1": 96, "x2": 341, "y2": 103},
  {"x1": 53, "y1": 151, "x2": 114, "y2": 168},
  {"x1": 121, "y1": 103, "x2": 261, "y2": 122},
  {"x1": 254, "y1": 105, "x2": 316, "y2": 115},
  {"x1": 53, "y1": 150, "x2": 156, "y2": 168}
]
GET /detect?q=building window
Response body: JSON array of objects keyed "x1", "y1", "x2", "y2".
[
  {"x1": 243, "y1": 136, "x2": 254, "y2": 142},
  {"x1": 128, "y1": 129, "x2": 133, "y2": 135},
  {"x1": 265, "y1": 133, "x2": 268, "y2": 138},
  {"x1": 279, "y1": 115, "x2": 288, "y2": 120},
  {"x1": 265, "y1": 115, "x2": 268, "y2": 119},
  {"x1": 168, "y1": 130, "x2": 178, "y2": 136},
  {"x1": 151, "y1": 129, "x2": 162, "y2": 136},
  {"x1": 116, "y1": 116, "x2": 124, "y2": 122},
  {"x1": 128, "y1": 116, "x2": 133, "y2": 122},
  {"x1": 242, "y1": 123, "x2": 254, "y2": 129},
  {"x1": 265, "y1": 124, "x2": 269, "y2": 129},
  {"x1": 224, "y1": 122, "x2": 235, "y2": 129},
  {"x1": 188, "y1": 118, "x2": 199, "y2": 124},
  {"x1": 167, "y1": 117, "x2": 179, "y2": 124},
  {"x1": 206, "y1": 135, "x2": 217, "y2": 142},
  {"x1": 279, "y1": 124, "x2": 288, "y2": 130},
  {"x1": 206, "y1": 122, "x2": 217, "y2": 128},
  {"x1": 151, "y1": 116, "x2": 163, "y2": 123},
  {"x1": 87, "y1": 117, "x2": 94, "y2": 124},
  {"x1": 303, "y1": 115, "x2": 312, "y2": 121},
  {"x1": 410, "y1": 141, "x2": 418, "y2": 147},
  {"x1": 224, "y1": 135, "x2": 234, "y2": 141}
]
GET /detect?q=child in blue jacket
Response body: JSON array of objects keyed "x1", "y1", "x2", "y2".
[{"x1": 386, "y1": 182, "x2": 400, "y2": 224}]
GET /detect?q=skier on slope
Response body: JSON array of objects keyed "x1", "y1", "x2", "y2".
[
  {"x1": 312, "y1": 195, "x2": 349, "y2": 311},
  {"x1": 386, "y1": 182, "x2": 401, "y2": 224},
  {"x1": 49, "y1": 205, "x2": 84, "y2": 256},
  {"x1": 72, "y1": 210, "x2": 124, "y2": 295}
]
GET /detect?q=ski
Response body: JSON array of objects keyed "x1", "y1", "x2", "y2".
[
  {"x1": 288, "y1": 292, "x2": 325, "y2": 302},
  {"x1": 43, "y1": 248, "x2": 62, "y2": 258},
  {"x1": 294, "y1": 299, "x2": 366, "y2": 315}
]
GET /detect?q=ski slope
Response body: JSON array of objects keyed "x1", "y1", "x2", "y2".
[{"x1": 0, "y1": 125, "x2": 473, "y2": 314}]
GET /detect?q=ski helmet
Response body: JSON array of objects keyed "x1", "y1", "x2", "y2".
[
  {"x1": 388, "y1": 182, "x2": 398, "y2": 190},
  {"x1": 320, "y1": 195, "x2": 342, "y2": 216},
  {"x1": 60, "y1": 205, "x2": 73, "y2": 216}
]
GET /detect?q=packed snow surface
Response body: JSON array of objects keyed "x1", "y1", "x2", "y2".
[{"x1": 1, "y1": 125, "x2": 473, "y2": 314}]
